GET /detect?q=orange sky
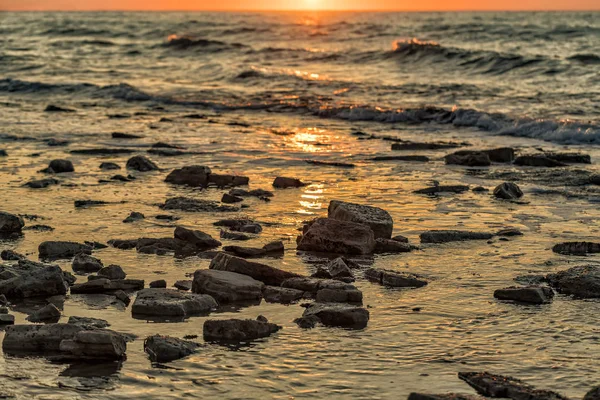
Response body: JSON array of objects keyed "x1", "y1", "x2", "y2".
[{"x1": 3, "y1": 0, "x2": 599, "y2": 11}]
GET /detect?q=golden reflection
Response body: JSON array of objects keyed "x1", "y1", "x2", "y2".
[
  {"x1": 284, "y1": 127, "x2": 332, "y2": 153},
  {"x1": 297, "y1": 185, "x2": 325, "y2": 215}
]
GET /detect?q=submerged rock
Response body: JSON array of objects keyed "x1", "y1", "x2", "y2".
[
  {"x1": 222, "y1": 193, "x2": 243, "y2": 203},
  {"x1": 208, "y1": 174, "x2": 249, "y2": 188},
  {"x1": 315, "y1": 280, "x2": 363, "y2": 303},
  {"x1": 493, "y1": 182, "x2": 524, "y2": 200},
  {"x1": 165, "y1": 165, "x2": 211, "y2": 187},
  {"x1": 262, "y1": 286, "x2": 305, "y2": 304},
  {"x1": 203, "y1": 316, "x2": 281, "y2": 342},
  {"x1": 458, "y1": 371, "x2": 568, "y2": 400},
  {"x1": 161, "y1": 197, "x2": 239, "y2": 212},
  {"x1": 445, "y1": 152, "x2": 491, "y2": 167},
  {"x1": 24, "y1": 178, "x2": 59, "y2": 189},
  {"x1": 132, "y1": 288, "x2": 217, "y2": 317},
  {"x1": 0, "y1": 212, "x2": 24, "y2": 235},
  {"x1": 192, "y1": 269, "x2": 264, "y2": 303},
  {"x1": 297, "y1": 218, "x2": 376, "y2": 255},
  {"x1": 272, "y1": 177, "x2": 306, "y2": 188},
  {"x1": 546, "y1": 265, "x2": 600, "y2": 298},
  {"x1": 70, "y1": 278, "x2": 144, "y2": 294},
  {"x1": 493, "y1": 286, "x2": 554, "y2": 304},
  {"x1": 370, "y1": 155, "x2": 430, "y2": 162},
  {"x1": 420, "y1": 230, "x2": 493, "y2": 244},
  {"x1": 100, "y1": 162, "x2": 121, "y2": 170},
  {"x1": 229, "y1": 188, "x2": 274, "y2": 198},
  {"x1": 74, "y1": 200, "x2": 108, "y2": 208},
  {"x1": 1, "y1": 249, "x2": 25, "y2": 261},
  {"x1": 26, "y1": 303, "x2": 61, "y2": 322},
  {"x1": 72, "y1": 253, "x2": 103, "y2": 273},
  {"x1": 496, "y1": 228, "x2": 523, "y2": 237},
  {"x1": 123, "y1": 212, "x2": 145, "y2": 223},
  {"x1": 374, "y1": 238, "x2": 412, "y2": 254},
  {"x1": 391, "y1": 141, "x2": 463, "y2": 151},
  {"x1": 68, "y1": 316, "x2": 110, "y2": 329},
  {"x1": 449, "y1": 148, "x2": 514, "y2": 163},
  {"x1": 514, "y1": 155, "x2": 567, "y2": 167},
  {"x1": 221, "y1": 241, "x2": 284, "y2": 258},
  {"x1": 414, "y1": 185, "x2": 470, "y2": 195},
  {"x1": 328, "y1": 200, "x2": 393, "y2": 239},
  {"x1": 144, "y1": 335, "x2": 199, "y2": 363},
  {"x1": 408, "y1": 394, "x2": 485, "y2": 400},
  {"x1": 214, "y1": 219, "x2": 261, "y2": 233},
  {"x1": 552, "y1": 242, "x2": 600, "y2": 255},
  {"x1": 544, "y1": 152, "x2": 591, "y2": 164},
  {"x1": 112, "y1": 132, "x2": 142, "y2": 139},
  {"x1": 365, "y1": 268, "x2": 428, "y2": 288},
  {"x1": 126, "y1": 155, "x2": 158, "y2": 172},
  {"x1": 295, "y1": 303, "x2": 369, "y2": 329}
]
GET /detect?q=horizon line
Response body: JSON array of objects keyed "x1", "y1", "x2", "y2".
[{"x1": 2, "y1": 8, "x2": 600, "y2": 12}]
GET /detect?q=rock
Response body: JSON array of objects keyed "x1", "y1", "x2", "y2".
[
  {"x1": 2, "y1": 323, "x2": 83, "y2": 353},
  {"x1": 203, "y1": 316, "x2": 281, "y2": 342},
  {"x1": 222, "y1": 241, "x2": 284, "y2": 258},
  {"x1": 374, "y1": 238, "x2": 412, "y2": 253},
  {"x1": 514, "y1": 155, "x2": 567, "y2": 167},
  {"x1": 493, "y1": 182, "x2": 523, "y2": 200},
  {"x1": 222, "y1": 193, "x2": 243, "y2": 203},
  {"x1": 112, "y1": 132, "x2": 142, "y2": 139},
  {"x1": 192, "y1": 269, "x2": 263, "y2": 303},
  {"x1": 144, "y1": 335, "x2": 199, "y2": 363},
  {"x1": 123, "y1": 212, "x2": 145, "y2": 223},
  {"x1": 126, "y1": 156, "x2": 158, "y2": 172},
  {"x1": 0, "y1": 149, "x2": 7, "y2": 156},
  {"x1": 1, "y1": 250, "x2": 25, "y2": 261},
  {"x1": 445, "y1": 152, "x2": 491, "y2": 167},
  {"x1": 262, "y1": 286, "x2": 305, "y2": 304},
  {"x1": 155, "y1": 214, "x2": 180, "y2": 221},
  {"x1": 147, "y1": 149, "x2": 187, "y2": 157},
  {"x1": 132, "y1": 288, "x2": 217, "y2": 317},
  {"x1": 229, "y1": 188, "x2": 274, "y2": 198},
  {"x1": 0, "y1": 314, "x2": 15, "y2": 324},
  {"x1": 0, "y1": 264, "x2": 68, "y2": 298},
  {"x1": 214, "y1": 219, "x2": 262, "y2": 233},
  {"x1": 315, "y1": 280, "x2": 363, "y2": 303},
  {"x1": 494, "y1": 286, "x2": 554, "y2": 304},
  {"x1": 552, "y1": 242, "x2": 600, "y2": 255},
  {"x1": 26, "y1": 303, "x2": 61, "y2": 322},
  {"x1": 114, "y1": 290, "x2": 131, "y2": 306},
  {"x1": 408, "y1": 394, "x2": 485, "y2": 400},
  {"x1": 370, "y1": 155, "x2": 430, "y2": 162},
  {"x1": 220, "y1": 230, "x2": 251, "y2": 241},
  {"x1": 174, "y1": 280, "x2": 192, "y2": 291},
  {"x1": 295, "y1": 303, "x2": 369, "y2": 329},
  {"x1": 584, "y1": 387, "x2": 600, "y2": 400},
  {"x1": 420, "y1": 230, "x2": 493, "y2": 244},
  {"x1": 45, "y1": 104, "x2": 74, "y2": 112},
  {"x1": 23, "y1": 224, "x2": 54, "y2": 232},
  {"x1": 0, "y1": 294, "x2": 7, "y2": 305},
  {"x1": 39, "y1": 241, "x2": 92, "y2": 260},
  {"x1": 24, "y1": 178, "x2": 59, "y2": 189},
  {"x1": 457, "y1": 372, "x2": 568, "y2": 400},
  {"x1": 209, "y1": 252, "x2": 299, "y2": 286},
  {"x1": 297, "y1": 218, "x2": 376, "y2": 255},
  {"x1": 414, "y1": 185, "x2": 470, "y2": 195},
  {"x1": 68, "y1": 316, "x2": 110, "y2": 329},
  {"x1": 208, "y1": 174, "x2": 249, "y2": 188},
  {"x1": 74, "y1": 200, "x2": 108, "y2": 208},
  {"x1": 364, "y1": 268, "x2": 428, "y2": 288},
  {"x1": 72, "y1": 253, "x2": 103, "y2": 273},
  {"x1": 71, "y1": 148, "x2": 134, "y2": 155},
  {"x1": 59, "y1": 330, "x2": 127, "y2": 360},
  {"x1": 174, "y1": 226, "x2": 221, "y2": 249},
  {"x1": 165, "y1": 165, "x2": 212, "y2": 187},
  {"x1": 449, "y1": 148, "x2": 514, "y2": 163},
  {"x1": 391, "y1": 141, "x2": 462, "y2": 150},
  {"x1": 327, "y1": 257, "x2": 354, "y2": 280},
  {"x1": 544, "y1": 152, "x2": 591, "y2": 164},
  {"x1": 70, "y1": 278, "x2": 144, "y2": 294},
  {"x1": 108, "y1": 239, "x2": 139, "y2": 250},
  {"x1": 100, "y1": 162, "x2": 121, "y2": 170},
  {"x1": 546, "y1": 265, "x2": 600, "y2": 298},
  {"x1": 391, "y1": 235, "x2": 409, "y2": 243},
  {"x1": 273, "y1": 177, "x2": 306, "y2": 188},
  {"x1": 150, "y1": 279, "x2": 167, "y2": 288},
  {"x1": 161, "y1": 197, "x2": 238, "y2": 212},
  {"x1": 98, "y1": 265, "x2": 127, "y2": 280},
  {"x1": 47, "y1": 159, "x2": 74, "y2": 173},
  {"x1": 134, "y1": 237, "x2": 197, "y2": 256},
  {"x1": 496, "y1": 228, "x2": 523, "y2": 237},
  {"x1": 0, "y1": 211, "x2": 24, "y2": 235},
  {"x1": 472, "y1": 186, "x2": 488, "y2": 192},
  {"x1": 328, "y1": 200, "x2": 393, "y2": 239}
]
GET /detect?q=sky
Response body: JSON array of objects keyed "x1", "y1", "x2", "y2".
[{"x1": 2, "y1": 0, "x2": 599, "y2": 11}]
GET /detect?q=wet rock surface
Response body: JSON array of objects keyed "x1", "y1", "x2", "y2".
[
  {"x1": 272, "y1": 176, "x2": 306, "y2": 188},
  {"x1": 493, "y1": 286, "x2": 554, "y2": 304},
  {"x1": 546, "y1": 265, "x2": 600, "y2": 298},
  {"x1": 295, "y1": 303, "x2": 369, "y2": 329},
  {"x1": 297, "y1": 218, "x2": 376, "y2": 255},
  {"x1": 203, "y1": 316, "x2": 281, "y2": 342},
  {"x1": 192, "y1": 269, "x2": 264, "y2": 303},
  {"x1": 365, "y1": 268, "x2": 428, "y2": 288},
  {"x1": 126, "y1": 155, "x2": 158, "y2": 172},
  {"x1": 39, "y1": 241, "x2": 92, "y2": 260},
  {"x1": 161, "y1": 197, "x2": 239, "y2": 212},
  {"x1": 552, "y1": 242, "x2": 600, "y2": 255},
  {"x1": 493, "y1": 182, "x2": 523, "y2": 200},
  {"x1": 132, "y1": 288, "x2": 217, "y2": 317},
  {"x1": 420, "y1": 230, "x2": 493, "y2": 244},
  {"x1": 458, "y1": 372, "x2": 569, "y2": 400},
  {"x1": 144, "y1": 335, "x2": 199, "y2": 362},
  {"x1": 328, "y1": 200, "x2": 393, "y2": 239},
  {"x1": 209, "y1": 252, "x2": 298, "y2": 286}
]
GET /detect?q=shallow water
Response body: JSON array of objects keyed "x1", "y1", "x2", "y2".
[{"x1": 1, "y1": 10, "x2": 600, "y2": 399}]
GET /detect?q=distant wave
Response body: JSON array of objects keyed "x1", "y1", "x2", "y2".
[
  {"x1": 165, "y1": 35, "x2": 247, "y2": 52},
  {"x1": 568, "y1": 53, "x2": 600, "y2": 64},
  {"x1": 2, "y1": 77, "x2": 599, "y2": 145}
]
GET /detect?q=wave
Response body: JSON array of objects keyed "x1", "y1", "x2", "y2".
[
  {"x1": 165, "y1": 35, "x2": 247, "y2": 52},
  {"x1": 568, "y1": 54, "x2": 600, "y2": 65},
  {"x1": 2, "y1": 78, "x2": 599, "y2": 145}
]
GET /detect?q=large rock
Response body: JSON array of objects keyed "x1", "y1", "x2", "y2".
[
  {"x1": 144, "y1": 335, "x2": 199, "y2": 363},
  {"x1": 203, "y1": 316, "x2": 281, "y2": 342},
  {"x1": 72, "y1": 253, "x2": 104, "y2": 273},
  {"x1": 126, "y1": 155, "x2": 158, "y2": 171},
  {"x1": 364, "y1": 268, "x2": 428, "y2": 288},
  {"x1": 132, "y1": 288, "x2": 217, "y2": 317},
  {"x1": 458, "y1": 372, "x2": 569, "y2": 400},
  {"x1": 2, "y1": 323, "x2": 83, "y2": 353},
  {"x1": 420, "y1": 230, "x2": 493, "y2": 244},
  {"x1": 70, "y1": 278, "x2": 144, "y2": 294},
  {"x1": 161, "y1": 197, "x2": 239, "y2": 212},
  {"x1": 552, "y1": 242, "x2": 600, "y2": 255},
  {"x1": 165, "y1": 165, "x2": 211, "y2": 187},
  {"x1": 26, "y1": 303, "x2": 61, "y2": 322},
  {"x1": 0, "y1": 263, "x2": 67, "y2": 298},
  {"x1": 0, "y1": 211, "x2": 24, "y2": 235},
  {"x1": 445, "y1": 152, "x2": 491, "y2": 167},
  {"x1": 295, "y1": 303, "x2": 369, "y2": 329},
  {"x1": 514, "y1": 155, "x2": 567, "y2": 167},
  {"x1": 59, "y1": 330, "x2": 126, "y2": 360},
  {"x1": 297, "y1": 218, "x2": 376, "y2": 255},
  {"x1": 192, "y1": 269, "x2": 263, "y2": 303},
  {"x1": 174, "y1": 226, "x2": 221, "y2": 249},
  {"x1": 39, "y1": 241, "x2": 92, "y2": 260},
  {"x1": 546, "y1": 265, "x2": 600, "y2": 298},
  {"x1": 493, "y1": 286, "x2": 554, "y2": 304},
  {"x1": 209, "y1": 252, "x2": 299, "y2": 286},
  {"x1": 262, "y1": 286, "x2": 305, "y2": 304},
  {"x1": 328, "y1": 200, "x2": 393, "y2": 239},
  {"x1": 493, "y1": 182, "x2": 523, "y2": 200}
]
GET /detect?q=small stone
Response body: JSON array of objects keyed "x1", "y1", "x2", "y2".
[
  {"x1": 203, "y1": 317, "x2": 281, "y2": 342},
  {"x1": 100, "y1": 162, "x2": 121, "y2": 170},
  {"x1": 126, "y1": 156, "x2": 158, "y2": 172},
  {"x1": 150, "y1": 279, "x2": 167, "y2": 288},
  {"x1": 72, "y1": 253, "x2": 104, "y2": 273},
  {"x1": 48, "y1": 159, "x2": 74, "y2": 173},
  {"x1": 174, "y1": 280, "x2": 192, "y2": 291},
  {"x1": 27, "y1": 303, "x2": 61, "y2": 322},
  {"x1": 144, "y1": 335, "x2": 199, "y2": 363},
  {"x1": 123, "y1": 212, "x2": 145, "y2": 223},
  {"x1": 221, "y1": 193, "x2": 243, "y2": 204},
  {"x1": 494, "y1": 286, "x2": 554, "y2": 304},
  {"x1": 272, "y1": 177, "x2": 306, "y2": 188},
  {"x1": 98, "y1": 265, "x2": 127, "y2": 280},
  {"x1": 493, "y1": 182, "x2": 523, "y2": 200},
  {"x1": 115, "y1": 290, "x2": 131, "y2": 306}
]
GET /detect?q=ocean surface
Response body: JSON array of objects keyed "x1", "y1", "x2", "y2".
[{"x1": 1, "y1": 11, "x2": 600, "y2": 399}]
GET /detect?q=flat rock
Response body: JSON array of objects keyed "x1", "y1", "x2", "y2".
[
  {"x1": 26, "y1": 303, "x2": 61, "y2": 322},
  {"x1": 546, "y1": 265, "x2": 600, "y2": 298},
  {"x1": 192, "y1": 269, "x2": 264, "y2": 303},
  {"x1": 222, "y1": 193, "x2": 243, "y2": 203},
  {"x1": 297, "y1": 218, "x2": 376, "y2": 255},
  {"x1": 328, "y1": 200, "x2": 393, "y2": 239},
  {"x1": 273, "y1": 177, "x2": 306, "y2": 188},
  {"x1": 100, "y1": 162, "x2": 121, "y2": 170},
  {"x1": 544, "y1": 152, "x2": 591, "y2": 164},
  {"x1": 262, "y1": 286, "x2": 305, "y2": 304},
  {"x1": 209, "y1": 252, "x2": 299, "y2": 286},
  {"x1": 126, "y1": 155, "x2": 158, "y2": 172},
  {"x1": 445, "y1": 152, "x2": 491, "y2": 167},
  {"x1": 2, "y1": 323, "x2": 83, "y2": 353},
  {"x1": 59, "y1": 330, "x2": 126, "y2": 360},
  {"x1": 420, "y1": 230, "x2": 493, "y2": 244},
  {"x1": 315, "y1": 280, "x2": 363, "y2": 303},
  {"x1": 74, "y1": 200, "x2": 108, "y2": 208},
  {"x1": 221, "y1": 241, "x2": 284, "y2": 258},
  {"x1": 514, "y1": 155, "x2": 567, "y2": 167},
  {"x1": 493, "y1": 182, "x2": 523, "y2": 200},
  {"x1": 391, "y1": 141, "x2": 462, "y2": 151},
  {"x1": 24, "y1": 178, "x2": 59, "y2": 189},
  {"x1": 370, "y1": 155, "x2": 429, "y2": 162},
  {"x1": 174, "y1": 280, "x2": 192, "y2": 291},
  {"x1": 144, "y1": 335, "x2": 199, "y2": 363},
  {"x1": 70, "y1": 278, "x2": 144, "y2": 294},
  {"x1": 214, "y1": 219, "x2": 261, "y2": 233},
  {"x1": 494, "y1": 286, "x2": 554, "y2": 304},
  {"x1": 449, "y1": 148, "x2": 514, "y2": 163},
  {"x1": 68, "y1": 316, "x2": 110, "y2": 329},
  {"x1": 295, "y1": 303, "x2": 369, "y2": 329},
  {"x1": 414, "y1": 185, "x2": 470, "y2": 195},
  {"x1": 374, "y1": 238, "x2": 412, "y2": 254},
  {"x1": 161, "y1": 197, "x2": 239, "y2": 212},
  {"x1": 208, "y1": 174, "x2": 249, "y2": 188},
  {"x1": 203, "y1": 316, "x2": 281, "y2": 342},
  {"x1": 39, "y1": 241, "x2": 92, "y2": 260},
  {"x1": 229, "y1": 188, "x2": 274, "y2": 198},
  {"x1": 364, "y1": 268, "x2": 428, "y2": 288},
  {"x1": 0, "y1": 314, "x2": 15, "y2": 324},
  {"x1": 458, "y1": 372, "x2": 568, "y2": 400},
  {"x1": 408, "y1": 394, "x2": 486, "y2": 400},
  {"x1": 496, "y1": 228, "x2": 523, "y2": 237},
  {"x1": 72, "y1": 253, "x2": 103, "y2": 273},
  {"x1": 71, "y1": 148, "x2": 134, "y2": 155},
  {"x1": 132, "y1": 288, "x2": 217, "y2": 317},
  {"x1": 552, "y1": 242, "x2": 600, "y2": 255},
  {"x1": 165, "y1": 165, "x2": 211, "y2": 187},
  {"x1": 112, "y1": 132, "x2": 142, "y2": 139}
]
